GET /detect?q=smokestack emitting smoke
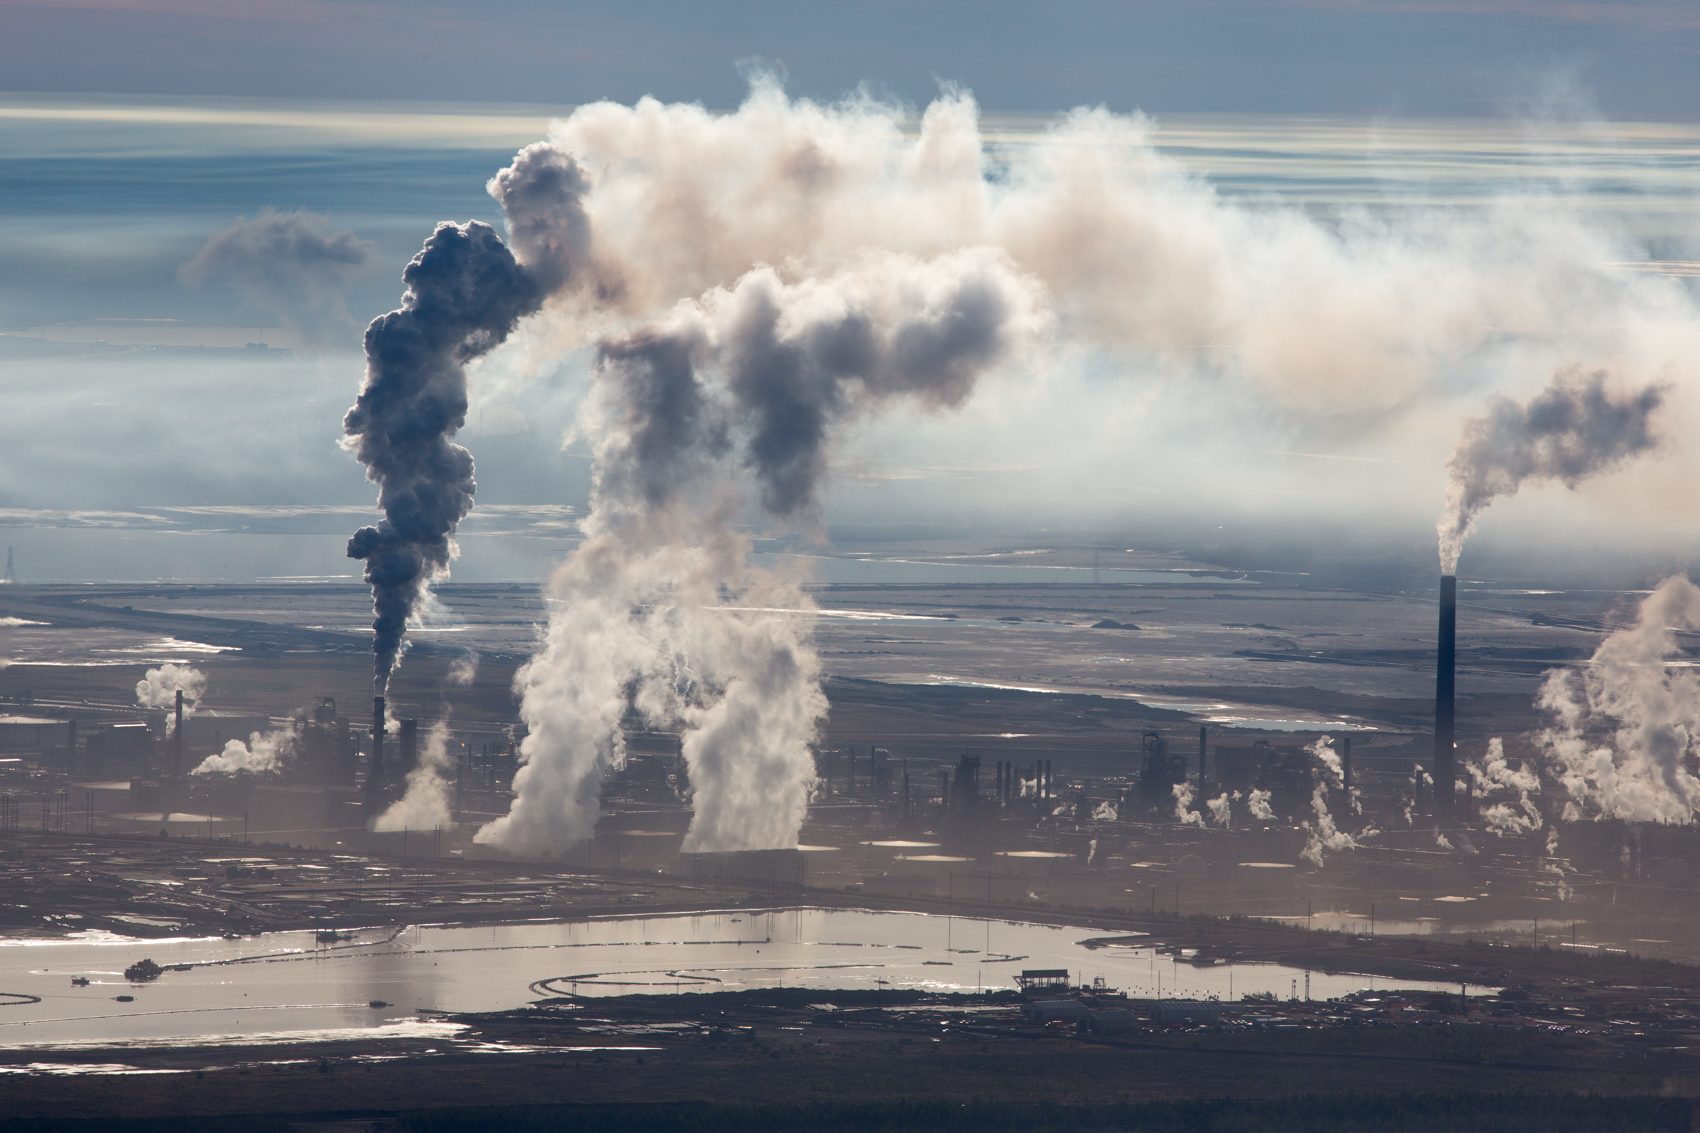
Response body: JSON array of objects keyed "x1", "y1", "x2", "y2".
[
  {"x1": 343, "y1": 222, "x2": 547, "y2": 693},
  {"x1": 135, "y1": 664, "x2": 204, "y2": 735},
  {"x1": 380, "y1": 77, "x2": 1697, "y2": 858},
  {"x1": 1435, "y1": 574, "x2": 1457, "y2": 819},
  {"x1": 1437, "y1": 366, "x2": 1667, "y2": 574},
  {"x1": 173, "y1": 690, "x2": 183, "y2": 778}
]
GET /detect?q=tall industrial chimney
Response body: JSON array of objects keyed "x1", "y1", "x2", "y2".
[
  {"x1": 371, "y1": 696, "x2": 387, "y2": 790},
  {"x1": 1434, "y1": 575, "x2": 1456, "y2": 818},
  {"x1": 173, "y1": 689, "x2": 184, "y2": 779}
]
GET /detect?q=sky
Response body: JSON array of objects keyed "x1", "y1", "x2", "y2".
[
  {"x1": 3, "y1": 0, "x2": 1700, "y2": 120},
  {"x1": 2, "y1": 3, "x2": 1700, "y2": 589}
]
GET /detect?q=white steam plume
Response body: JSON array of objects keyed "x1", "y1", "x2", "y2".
[
  {"x1": 1544, "y1": 828, "x2": 1574, "y2": 901},
  {"x1": 1172, "y1": 782, "x2": 1205, "y2": 827},
  {"x1": 1247, "y1": 788, "x2": 1274, "y2": 821},
  {"x1": 135, "y1": 663, "x2": 205, "y2": 735},
  {"x1": 468, "y1": 77, "x2": 1698, "y2": 857},
  {"x1": 504, "y1": 78, "x2": 1691, "y2": 424},
  {"x1": 1300, "y1": 736, "x2": 1375, "y2": 867},
  {"x1": 1539, "y1": 575, "x2": 1700, "y2": 823},
  {"x1": 1437, "y1": 366, "x2": 1666, "y2": 573},
  {"x1": 1206, "y1": 792, "x2": 1232, "y2": 828},
  {"x1": 374, "y1": 721, "x2": 456, "y2": 831},
  {"x1": 476, "y1": 250, "x2": 1046, "y2": 856},
  {"x1": 194, "y1": 727, "x2": 295, "y2": 776},
  {"x1": 374, "y1": 650, "x2": 479, "y2": 833},
  {"x1": 1467, "y1": 737, "x2": 1544, "y2": 837}
]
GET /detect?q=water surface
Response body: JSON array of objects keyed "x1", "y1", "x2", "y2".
[{"x1": 0, "y1": 907, "x2": 1460, "y2": 1048}]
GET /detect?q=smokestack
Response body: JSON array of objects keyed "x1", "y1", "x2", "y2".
[
  {"x1": 1342, "y1": 734, "x2": 1352, "y2": 793},
  {"x1": 1435, "y1": 575, "x2": 1456, "y2": 818},
  {"x1": 371, "y1": 696, "x2": 387, "y2": 790},
  {"x1": 173, "y1": 690, "x2": 183, "y2": 778}
]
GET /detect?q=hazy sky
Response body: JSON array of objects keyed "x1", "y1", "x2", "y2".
[
  {"x1": 3, "y1": 5, "x2": 1700, "y2": 588},
  {"x1": 4, "y1": 0, "x2": 1699, "y2": 119}
]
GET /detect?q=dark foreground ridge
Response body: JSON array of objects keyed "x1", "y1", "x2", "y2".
[{"x1": 0, "y1": 1094, "x2": 1690, "y2": 1133}]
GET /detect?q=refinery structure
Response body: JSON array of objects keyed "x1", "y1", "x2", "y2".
[{"x1": 0, "y1": 566, "x2": 1681, "y2": 953}]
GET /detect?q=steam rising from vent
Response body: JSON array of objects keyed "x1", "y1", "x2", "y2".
[
  {"x1": 476, "y1": 249, "x2": 1046, "y2": 856},
  {"x1": 1246, "y1": 788, "x2": 1274, "y2": 821},
  {"x1": 135, "y1": 664, "x2": 205, "y2": 735},
  {"x1": 343, "y1": 222, "x2": 547, "y2": 692},
  {"x1": 1206, "y1": 792, "x2": 1232, "y2": 828},
  {"x1": 374, "y1": 650, "x2": 479, "y2": 832},
  {"x1": 1539, "y1": 575, "x2": 1700, "y2": 823},
  {"x1": 1172, "y1": 782, "x2": 1205, "y2": 827},
  {"x1": 1300, "y1": 736, "x2": 1374, "y2": 867},
  {"x1": 1437, "y1": 366, "x2": 1667, "y2": 573},
  {"x1": 194, "y1": 728, "x2": 295, "y2": 776},
  {"x1": 1468, "y1": 737, "x2": 1543, "y2": 837}
]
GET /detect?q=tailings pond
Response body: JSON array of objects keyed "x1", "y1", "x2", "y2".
[{"x1": 0, "y1": 908, "x2": 1460, "y2": 1048}]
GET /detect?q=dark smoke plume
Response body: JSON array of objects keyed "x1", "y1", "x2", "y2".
[
  {"x1": 344, "y1": 221, "x2": 542, "y2": 691},
  {"x1": 1438, "y1": 366, "x2": 1666, "y2": 572},
  {"x1": 487, "y1": 142, "x2": 598, "y2": 298},
  {"x1": 180, "y1": 208, "x2": 375, "y2": 350}
]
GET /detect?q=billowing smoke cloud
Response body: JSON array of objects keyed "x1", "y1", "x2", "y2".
[
  {"x1": 454, "y1": 77, "x2": 1700, "y2": 859},
  {"x1": 1539, "y1": 575, "x2": 1700, "y2": 823},
  {"x1": 193, "y1": 727, "x2": 295, "y2": 776},
  {"x1": 374, "y1": 650, "x2": 479, "y2": 833},
  {"x1": 498, "y1": 77, "x2": 1691, "y2": 429},
  {"x1": 180, "y1": 209, "x2": 375, "y2": 350},
  {"x1": 135, "y1": 663, "x2": 205, "y2": 735},
  {"x1": 1246, "y1": 788, "x2": 1274, "y2": 821},
  {"x1": 475, "y1": 249, "x2": 1045, "y2": 856},
  {"x1": 1091, "y1": 800, "x2": 1118, "y2": 822},
  {"x1": 1437, "y1": 366, "x2": 1667, "y2": 573},
  {"x1": 487, "y1": 143, "x2": 599, "y2": 298},
  {"x1": 1468, "y1": 737, "x2": 1544, "y2": 837},
  {"x1": 343, "y1": 222, "x2": 546, "y2": 692}
]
